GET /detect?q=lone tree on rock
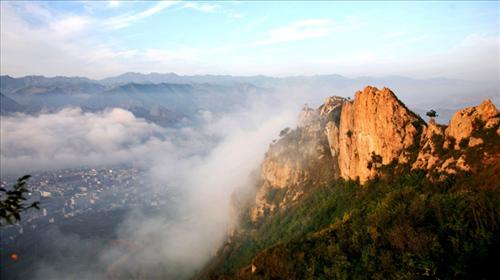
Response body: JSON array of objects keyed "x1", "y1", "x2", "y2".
[{"x1": 426, "y1": 109, "x2": 438, "y2": 119}]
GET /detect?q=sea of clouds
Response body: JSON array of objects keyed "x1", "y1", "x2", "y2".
[{"x1": 1, "y1": 92, "x2": 302, "y2": 279}]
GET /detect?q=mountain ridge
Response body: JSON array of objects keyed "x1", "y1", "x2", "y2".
[
  {"x1": 0, "y1": 72, "x2": 475, "y2": 89},
  {"x1": 3, "y1": 73, "x2": 496, "y2": 124},
  {"x1": 201, "y1": 86, "x2": 500, "y2": 279},
  {"x1": 248, "y1": 86, "x2": 499, "y2": 222}
]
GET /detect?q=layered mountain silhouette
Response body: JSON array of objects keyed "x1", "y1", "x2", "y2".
[
  {"x1": 0, "y1": 75, "x2": 268, "y2": 126},
  {"x1": 2, "y1": 73, "x2": 498, "y2": 125}
]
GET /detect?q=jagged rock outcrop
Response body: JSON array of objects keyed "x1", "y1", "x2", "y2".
[
  {"x1": 297, "y1": 104, "x2": 319, "y2": 127},
  {"x1": 445, "y1": 99, "x2": 499, "y2": 148},
  {"x1": 250, "y1": 99, "x2": 346, "y2": 221},
  {"x1": 322, "y1": 96, "x2": 345, "y2": 164},
  {"x1": 335, "y1": 86, "x2": 423, "y2": 182},
  {"x1": 412, "y1": 119, "x2": 446, "y2": 170},
  {"x1": 413, "y1": 99, "x2": 499, "y2": 175},
  {"x1": 210, "y1": 87, "x2": 500, "y2": 280},
  {"x1": 248, "y1": 86, "x2": 499, "y2": 222}
]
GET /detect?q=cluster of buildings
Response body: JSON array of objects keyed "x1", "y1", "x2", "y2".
[{"x1": 1, "y1": 166, "x2": 173, "y2": 239}]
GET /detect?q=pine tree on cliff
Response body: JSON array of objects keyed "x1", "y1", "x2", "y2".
[{"x1": 426, "y1": 109, "x2": 438, "y2": 118}]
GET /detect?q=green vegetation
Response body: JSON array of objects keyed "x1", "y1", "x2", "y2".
[
  {"x1": 279, "y1": 127, "x2": 291, "y2": 137},
  {"x1": 470, "y1": 113, "x2": 500, "y2": 160},
  {"x1": 265, "y1": 188, "x2": 288, "y2": 205},
  {"x1": 426, "y1": 109, "x2": 438, "y2": 118},
  {"x1": 205, "y1": 166, "x2": 500, "y2": 279},
  {"x1": 0, "y1": 175, "x2": 40, "y2": 226},
  {"x1": 367, "y1": 152, "x2": 383, "y2": 170}
]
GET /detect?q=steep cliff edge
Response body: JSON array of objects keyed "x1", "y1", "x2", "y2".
[
  {"x1": 200, "y1": 86, "x2": 500, "y2": 280},
  {"x1": 250, "y1": 99, "x2": 345, "y2": 221},
  {"x1": 335, "y1": 86, "x2": 423, "y2": 182},
  {"x1": 248, "y1": 86, "x2": 499, "y2": 222}
]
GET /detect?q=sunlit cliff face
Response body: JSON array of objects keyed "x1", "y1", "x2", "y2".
[{"x1": 248, "y1": 86, "x2": 500, "y2": 222}]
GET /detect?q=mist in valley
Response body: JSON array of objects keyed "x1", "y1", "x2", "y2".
[
  {"x1": 1, "y1": 73, "x2": 499, "y2": 279},
  {"x1": 0, "y1": 87, "x2": 303, "y2": 279},
  {"x1": 1, "y1": 1, "x2": 498, "y2": 279}
]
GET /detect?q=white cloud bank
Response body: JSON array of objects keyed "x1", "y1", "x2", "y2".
[
  {"x1": 0, "y1": 108, "x2": 169, "y2": 174},
  {"x1": 1, "y1": 93, "x2": 299, "y2": 279}
]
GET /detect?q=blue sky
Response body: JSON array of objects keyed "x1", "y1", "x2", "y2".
[{"x1": 0, "y1": 1, "x2": 498, "y2": 81}]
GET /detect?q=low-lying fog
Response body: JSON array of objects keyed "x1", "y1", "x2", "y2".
[{"x1": 1, "y1": 91, "x2": 302, "y2": 279}]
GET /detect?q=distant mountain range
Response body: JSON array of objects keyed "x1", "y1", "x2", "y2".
[
  {"x1": 0, "y1": 74, "x2": 269, "y2": 126},
  {"x1": 0, "y1": 93, "x2": 24, "y2": 114},
  {"x1": 1, "y1": 73, "x2": 498, "y2": 125}
]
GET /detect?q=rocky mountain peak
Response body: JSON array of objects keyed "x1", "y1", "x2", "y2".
[
  {"x1": 297, "y1": 103, "x2": 319, "y2": 127},
  {"x1": 215, "y1": 87, "x2": 500, "y2": 280},
  {"x1": 247, "y1": 86, "x2": 499, "y2": 222},
  {"x1": 445, "y1": 99, "x2": 499, "y2": 149},
  {"x1": 336, "y1": 86, "x2": 423, "y2": 182},
  {"x1": 319, "y1": 96, "x2": 346, "y2": 118}
]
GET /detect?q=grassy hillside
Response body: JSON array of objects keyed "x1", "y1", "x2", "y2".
[{"x1": 202, "y1": 163, "x2": 500, "y2": 279}]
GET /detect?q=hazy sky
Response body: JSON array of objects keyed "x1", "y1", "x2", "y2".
[{"x1": 0, "y1": 1, "x2": 498, "y2": 81}]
